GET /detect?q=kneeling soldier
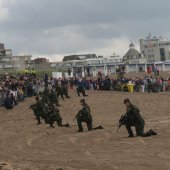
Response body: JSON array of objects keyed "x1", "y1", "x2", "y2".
[
  {"x1": 76, "y1": 99, "x2": 92, "y2": 132},
  {"x1": 48, "y1": 102, "x2": 69, "y2": 128},
  {"x1": 30, "y1": 96, "x2": 44, "y2": 124},
  {"x1": 118, "y1": 98, "x2": 157, "y2": 137}
]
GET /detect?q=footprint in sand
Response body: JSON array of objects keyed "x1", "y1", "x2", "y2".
[
  {"x1": 27, "y1": 138, "x2": 32, "y2": 146},
  {"x1": 85, "y1": 150, "x2": 91, "y2": 156},
  {"x1": 104, "y1": 131, "x2": 112, "y2": 138},
  {"x1": 138, "y1": 139, "x2": 146, "y2": 144},
  {"x1": 0, "y1": 162, "x2": 13, "y2": 170},
  {"x1": 159, "y1": 120, "x2": 170, "y2": 123},
  {"x1": 69, "y1": 137, "x2": 77, "y2": 144}
]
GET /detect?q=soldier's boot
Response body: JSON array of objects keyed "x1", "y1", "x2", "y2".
[
  {"x1": 44, "y1": 116, "x2": 49, "y2": 124},
  {"x1": 55, "y1": 100, "x2": 61, "y2": 107},
  {"x1": 126, "y1": 125, "x2": 134, "y2": 137},
  {"x1": 56, "y1": 118, "x2": 62, "y2": 127},
  {"x1": 83, "y1": 93, "x2": 88, "y2": 97},
  {"x1": 77, "y1": 121, "x2": 83, "y2": 132},
  {"x1": 87, "y1": 123, "x2": 93, "y2": 131},
  {"x1": 65, "y1": 123, "x2": 70, "y2": 127},
  {"x1": 76, "y1": 129, "x2": 83, "y2": 132},
  {"x1": 50, "y1": 123, "x2": 55, "y2": 128},
  {"x1": 36, "y1": 116, "x2": 41, "y2": 125},
  {"x1": 77, "y1": 90, "x2": 80, "y2": 96},
  {"x1": 82, "y1": 90, "x2": 86, "y2": 97},
  {"x1": 64, "y1": 91, "x2": 70, "y2": 98},
  {"x1": 93, "y1": 125, "x2": 104, "y2": 130},
  {"x1": 65, "y1": 94, "x2": 70, "y2": 98},
  {"x1": 62, "y1": 123, "x2": 70, "y2": 127},
  {"x1": 49, "y1": 119, "x2": 55, "y2": 128},
  {"x1": 83, "y1": 91, "x2": 88, "y2": 97},
  {"x1": 128, "y1": 134, "x2": 134, "y2": 137},
  {"x1": 147, "y1": 129, "x2": 157, "y2": 136}
]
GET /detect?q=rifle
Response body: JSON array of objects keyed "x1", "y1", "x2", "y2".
[
  {"x1": 73, "y1": 110, "x2": 82, "y2": 122},
  {"x1": 117, "y1": 114, "x2": 127, "y2": 133},
  {"x1": 29, "y1": 104, "x2": 36, "y2": 109},
  {"x1": 73, "y1": 115, "x2": 77, "y2": 122}
]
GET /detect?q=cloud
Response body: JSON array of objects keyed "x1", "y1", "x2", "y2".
[
  {"x1": 0, "y1": 1, "x2": 9, "y2": 22},
  {"x1": 1, "y1": 0, "x2": 170, "y2": 61}
]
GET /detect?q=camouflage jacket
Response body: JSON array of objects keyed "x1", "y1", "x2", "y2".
[
  {"x1": 49, "y1": 105, "x2": 61, "y2": 120},
  {"x1": 77, "y1": 104, "x2": 92, "y2": 120},
  {"x1": 49, "y1": 90, "x2": 58, "y2": 103},
  {"x1": 126, "y1": 104, "x2": 145, "y2": 125},
  {"x1": 42, "y1": 103, "x2": 49, "y2": 115},
  {"x1": 30, "y1": 101, "x2": 43, "y2": 115}
]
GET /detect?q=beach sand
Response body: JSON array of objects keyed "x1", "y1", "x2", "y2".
[{"x1": 0, "y1": 89, "x2": 170, "y2": 170}]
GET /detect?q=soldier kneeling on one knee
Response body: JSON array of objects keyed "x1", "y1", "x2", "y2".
[
  {"x1": 118, "y1": 98, "x2": 157, "y2": 137},
  {"x1": 48, "y1": 102, "x2": 69, "y2": 128},
  {"x1": 30, "y1": 96, "x2": 44, "y2": 124},
  {"x1": 75, "y1": 99, "x2": 92, "y2": 132}
]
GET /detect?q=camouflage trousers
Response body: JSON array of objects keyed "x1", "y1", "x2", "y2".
[
  {"x1": 77, "y1": 87, "x2": 86, "y2": 97},
  {"x1": 77, "y1": 116, "x2": 92, "y2": 131},
  {"x1": 126, "y1": 123, "x2": 154, "y2": 137}
]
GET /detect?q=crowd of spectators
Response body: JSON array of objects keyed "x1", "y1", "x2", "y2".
[
  {"x1": 0, "y1": 73, "x2": 44, "y2": 109},
  {"x1": 1, "y1": 72, "x2": 170, "y2": 110},
  {"x1": 71, "y1": 75, "x2": 170, "y2": 93}
]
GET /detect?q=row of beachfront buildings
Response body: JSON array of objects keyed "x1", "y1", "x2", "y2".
[{"x1": 1, "y1": 35, "x2": 170, "y2": 73}]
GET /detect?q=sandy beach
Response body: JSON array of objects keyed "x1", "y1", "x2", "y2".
[{"x1": 0, "y1": 89, "x2": 170, "y2": 170}]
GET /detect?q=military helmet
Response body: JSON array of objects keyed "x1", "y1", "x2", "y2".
[
  {"x1": 80, "y1": 99, "x2": 85, "y2": 103},
  {"x1": 35, "y1": 96, "x2": 39, "y2": 101},
  {"x1": 124, "y1": 98, "x2": 130, "y2": 104}
]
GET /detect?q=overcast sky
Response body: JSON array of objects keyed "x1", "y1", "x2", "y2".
[{"x1": 1, "y1": 0, "x2": 170, "y2": 61}]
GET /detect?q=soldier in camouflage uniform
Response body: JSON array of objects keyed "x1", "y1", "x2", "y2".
[
  {"x1": 41, "y1": 97, "x2": 50, "y2": 124},
  {"x1": 56, "y1": 84, "x2": 64, "y2": 100},
  {"x1": 43, "y1": 86, "x2": 50, "y2": 97},
  {"x1": 30, "y1": 96, "x2": 44, "y2": 124},
  {"x1": 76, "y1": 79, "x2": 88, "y2": 97},
  {"x1": 75, "y1": 99, "x2": 92, "y2": 132},
  {"x1": 48, "y1": 102, "x2": 69, "y2": 128},
  {"x1": 122, "y1": 98, "x2": 157, "y2": 137},
  {"x1": 61, "y1": 79, "x2": 70, "y2": 99},
  {"x1": 49, "y1": 88, "x2": 60, "y2": 106}
]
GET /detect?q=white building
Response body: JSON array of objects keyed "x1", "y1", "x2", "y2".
[
  {"x1": 123, "y1": 43, "x2": 146, "y2": 64},
  {"x1": 0, "y1": 43, "x2": 32, "y2": 70},
  {"x1": 51, "y1": 55, "x2": 123, "y2": 76},
  {"x1": 140, "y1": 35, "x2": 170, "y2": 63}
]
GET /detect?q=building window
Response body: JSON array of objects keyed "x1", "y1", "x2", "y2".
[
  {"x1": 15, "y1": 64, "x2": 20, "y2": 68},
  {"x1": 2, "y1": 57, "x2": 10, "y2": 61},
  {"x1": 5, "y1": 51, "x2": 12, "y2": 56},
  {"x1": 51, "y1": 64, "x2": 56, "y2": 67},
  {"x1": 13, "y1": 57, "x2": 19, "y2": 60},
  {"x1": 4, "y1": 64, "x2": 13, "y2": 68},
  {"x1": 160, "y1": 48, "x2": 166, "y2": 61}
]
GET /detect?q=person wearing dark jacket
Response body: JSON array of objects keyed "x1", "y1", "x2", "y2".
[
  {"x1": 122, "y1": 98, "x2": 157, "y2": 137},
  {"x1": 4, "y1": 93, "x2": 13, "y2": 109},
  {"x1": 76, "y1": 99, "x2": 92, "y2": 132},
  {"x1": 76, "y1": 79, "x2": 88, "y2": 97}
]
